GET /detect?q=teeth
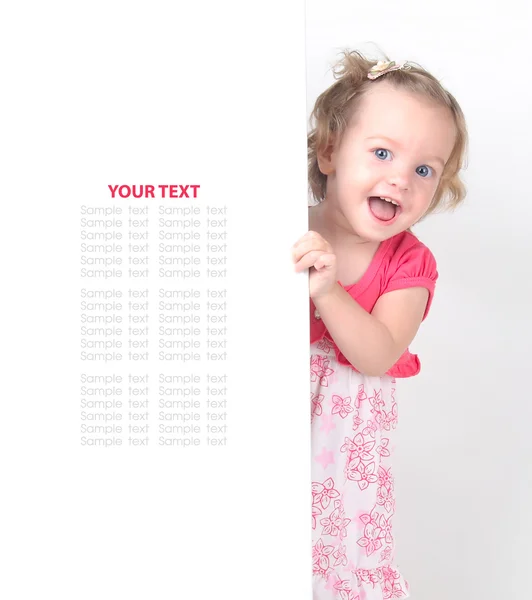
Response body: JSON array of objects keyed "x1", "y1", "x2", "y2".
[{"x1": 380, "y1": 197, "x2": 399, "y2": 206}]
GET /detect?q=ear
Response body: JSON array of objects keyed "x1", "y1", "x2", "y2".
[{"x1": 316, "y1": 138, "x2": 336, "y2": 176}]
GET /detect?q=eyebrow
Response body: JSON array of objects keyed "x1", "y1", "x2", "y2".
[{"x1": 365, "y1": 136, "x2": 445, "y2": 168}]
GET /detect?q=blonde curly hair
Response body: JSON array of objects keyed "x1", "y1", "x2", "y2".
[{"x1": 308, "y1": 50, "x2": 468, "y2": 215}]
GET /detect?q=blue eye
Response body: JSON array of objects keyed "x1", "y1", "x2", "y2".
[
  {"x1": 374, "y1": 148, "x2": 391, "y2": 160},
  {"x1": 416, "y1": 165, "x2": 433, "y2": 178}
]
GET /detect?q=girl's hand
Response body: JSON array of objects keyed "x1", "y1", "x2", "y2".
[{"x1": 292, "y1": 231, "x2": 337, "y2": 299}]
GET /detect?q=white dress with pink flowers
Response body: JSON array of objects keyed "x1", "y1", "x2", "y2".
[{"x1": 311, "y1": 339, "x2": 409, "y2": 600}]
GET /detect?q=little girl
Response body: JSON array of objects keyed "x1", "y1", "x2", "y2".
[{"x1": 292, "y1": 51, "x2": 467, "y2": 600}]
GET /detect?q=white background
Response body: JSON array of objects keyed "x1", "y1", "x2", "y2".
[
  {"x1": 306, "y1": 1, "x2": 532, "y2": 599},
  {"x1": 1, "y1": 2, "x2": 310, "y2": 599},
  {"x1": 2, "y1": 1, "x2": 531, "y2": 599}
]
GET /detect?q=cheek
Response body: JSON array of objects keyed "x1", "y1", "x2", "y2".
[
  {"x1": 416, "y1": 178, "x2": 439, "y2": 200},
  {"x1": 337, "y1": 162, "x2": 372, "y2": 190},
  {"x1": 413, "y1": 189, "x2": 437, "y2": 215}
]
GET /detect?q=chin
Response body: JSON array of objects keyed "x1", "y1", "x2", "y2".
[{"x1": 358, "y1": 227, "x2": 400, "y2": 242}]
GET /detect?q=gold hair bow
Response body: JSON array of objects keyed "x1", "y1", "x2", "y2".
[{"x1": 367, "y1": 60, "x2": 410, "y2": 80}]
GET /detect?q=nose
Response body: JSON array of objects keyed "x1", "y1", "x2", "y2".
[{"x1": 387, "y1": 167, "x2": 410, "y2": 191}]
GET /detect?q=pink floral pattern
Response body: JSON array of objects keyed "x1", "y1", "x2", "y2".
[
  {"x1": 332, "y1": 395, "x2": 354, "y2": 419},
  {"x1": 313, "y1": 538, "x2": 336, "y2": 577},
  {"x1": 312, "y1": 477, "x2": 340, "y2": 511},
  {"x1": 311, "y1": 342, "x2": 409, "y2": 600},
  {"x1": 312, "y1": 392, "x2": 325, "y2": 421},
  {"x1": 311, "y1": 355, "x2": 335, "y2": 387},
  {"x1": 352, "y1": 410, "x2": 363, "y2": 430},
  {"x1": 320, "y1": 499, "x2": 352, "y2": 539},
  {"x1": 318, "y1": 337, "x2": 335, "y2": 354}
]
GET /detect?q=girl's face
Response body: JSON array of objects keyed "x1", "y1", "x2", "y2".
[{"x1": 320, "y1": 82, "x2": 457, "y2": 242}]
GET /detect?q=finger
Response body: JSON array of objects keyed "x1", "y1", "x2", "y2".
[
  {"x1": 306, "y1": 231, "x2": 333, "y2": 252},
  {"x1": 292, "y1": 238, "x2": 331, "y2": 262},
  {"x1": 292, "y1": 230, "x2": 331, "y2": 251},
  {"x1": 292, "y1": 232, "x2": 311, "y2": 248},
  {"x1": 313, "y1": 252, "x2": 336, "y2": 272},
  {"x1": 294, "y1": 250, "x2": 328, "y2": 272}
]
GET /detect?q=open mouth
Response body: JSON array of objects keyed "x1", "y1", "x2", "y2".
[{"x1": 367, "y1": 196, "x2": 401, "y2": 224}]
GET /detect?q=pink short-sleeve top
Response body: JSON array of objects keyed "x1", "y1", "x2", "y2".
[{"x1": 310, "y1": 230, "x2": 438, "y2": 378}]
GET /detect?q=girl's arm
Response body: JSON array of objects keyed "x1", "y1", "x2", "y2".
[{"x1": 313, "y1": 283, "x2": 429, "y2": 377}]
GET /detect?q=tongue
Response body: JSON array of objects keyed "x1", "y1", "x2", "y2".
[{"x1": 368, "y1": 197, "x2": 396, "y2": 221}]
